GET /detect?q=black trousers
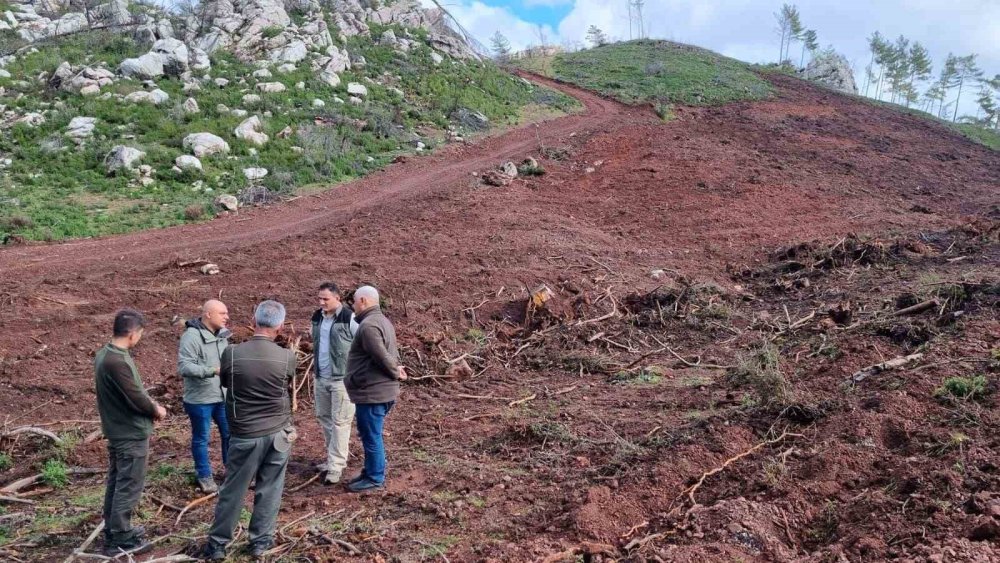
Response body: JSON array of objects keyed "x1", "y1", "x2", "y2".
[{"x1": 102, "y1": 438, "x2": 149, "y2": 544}]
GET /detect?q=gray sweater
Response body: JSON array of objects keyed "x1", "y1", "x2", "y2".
[
  {"x1": 345, "y1": 307, "x2": 401, "y2": 405},
  {"x1": 177, "y1": 318, "x2": 229, "y2": 404}
]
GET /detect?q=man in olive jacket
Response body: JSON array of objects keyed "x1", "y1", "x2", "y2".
[
  {"x1": 203, "y1": 300, "x2": 297, "y2": 561},
  {"x1": 177, "y1": 299, "x2": 231, "y2": 493},
  {"x1": 311, "y1": 282, "x2": 358, "y2": 484},
  {"x1": 344, "y1": 285, "x2": 406, "y2": 493},
  {"x1": 95, "y1": 309, "x2": 166, "y2": 556}
]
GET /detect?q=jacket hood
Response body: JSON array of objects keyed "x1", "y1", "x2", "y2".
[
  {"x1": 185, "y1": 317, "x2": 207, "y2": 331},
  {"x1": 185, "y1": 317, "x2": 231, "y2": 340}
]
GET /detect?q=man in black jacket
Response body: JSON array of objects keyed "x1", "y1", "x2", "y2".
[
  {"x1": 344, "y1": 285, "x2": 406, "y2": 492},
  {"x1": 95, "y1": 309, "x2": 166, "y2": 556},
  {"x1": 203, "y1": 300, "x2": 297, "y2": 561}
]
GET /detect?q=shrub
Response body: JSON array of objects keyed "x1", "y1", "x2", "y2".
[
  {"x1": 41, "y1": 459, "x2": 69, "y2": 489},
  {"x1": 262, "y1": 26, "x2": 283, "y2": 39},
  {"x1": 0, "y1": 215, "x2": 33, "y2": 230},
  {"x1": 0, "y1": 452, "x2": 11, "y2": 472},
  {"x1": 183, "y1": 204, "x2": 204, "y2": 220},
  {"x1": 729, "y1": 342, "x2": 790, "y2": 406},
  {"x1": 517, "y1": 163, "x2": 545, "y2": 176},
  {"x1": 935, "y1": 375, "x2": 989, "y2": 401}
]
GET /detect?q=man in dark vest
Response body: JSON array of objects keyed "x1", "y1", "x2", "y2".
[
  {"x1": 203, "y1": 300, "x2": 297, "y2": 561},
  {"x1": 95, "y1": 309, "x2": 166, "y2": 556},
  {"x1": 344, "y1": 285, "x2": 406, "y2": 492},
  {"x1": 311, "y1": 282, "x2": 358, "y2": 485}
]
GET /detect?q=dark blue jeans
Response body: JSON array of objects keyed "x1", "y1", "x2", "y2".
[
  {"x1": 355, "y1": 402, "x2": 394, "y2": 484},
  {"x1": 183, "y1": 401, "x2": 230, "y2": 479}
]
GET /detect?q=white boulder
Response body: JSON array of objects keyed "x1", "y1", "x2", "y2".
[
  {"x1": 234, "y1": 116, "x2": 268, "y2": 146},
  {"x1": 346, "y1": 82, "x2": 367, "y2": 97},
  {"x1": 64, "y1": 116, "x2": 96, "y2": 139},
  {"x1": 183, "y1": 132, "x2": 230, "y2": 158},
  {"x1": 256, "y1": 82, "x2": 286, "y2": 93},
  {"x1": 175, "y1": 154, "x2": 203, "y2": 171},
  {"x1": 104, "y1": 145, "x2": 145, "y2": 174},
  {"x1": 243, "y1": 167, "x2": 268, "y2": 180}
]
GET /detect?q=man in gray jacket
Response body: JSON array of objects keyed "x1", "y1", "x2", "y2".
[
  {"x1": 311, "y1": 282, "x2": 358, "y2": 485},
  {"x1": 203, "y1": 300, "x2": 296, "y2": 561},
  {"x1": 344, "y1": 285, "x2": 406, "y2": 493},
  {"x1": 178, "y1": 299, "x2": 231, "y2": 493}
]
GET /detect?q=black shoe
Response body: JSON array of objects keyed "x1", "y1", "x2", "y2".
[
  {"x1": 102, "y1": 540, "x2": 153, "y2": 557},
  {"x1": 201, "y1": 542, "x2": 226, "y2": 561},
  {"x1": 346, "y1": 473, "x2": 367, "y2": 485},
  {"x1": 250, "y1": 541, "x2": 273, "y2": 560},
  {"x1": 346, "y1": 478, "x2": 383, "y2": 493}
]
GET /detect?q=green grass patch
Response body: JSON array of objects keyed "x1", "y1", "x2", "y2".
[
  {"x1": 538, "y1": 40, "x2": 772, "y2": 106},
  {"x1": 956, "y1": 124, "x2": 1000, "y2": 151},
  {"x1": 41, "y1": 459, "x2": 70, "y2": 489},
  {"x1": 610, "y1": 366, "x2": 665, "y2": 385},
  {"x1": 935, "y1": 375, "x2": 990, "y2": 401},
  {"x1": 0, "y1": 453, "x2": 11, "y2": 472}
]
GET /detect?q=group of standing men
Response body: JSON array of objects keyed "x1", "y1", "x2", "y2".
[{"x1": 93, "y1": 284, "x2": 406, "y2": 560}]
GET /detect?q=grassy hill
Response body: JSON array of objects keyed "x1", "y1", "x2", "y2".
[
  {"x1": 0, "y1": 24, "x2": 578, "y2": 241},
  {"x1": 515, "y1": 40, "x2": 773, "y2": 115}
]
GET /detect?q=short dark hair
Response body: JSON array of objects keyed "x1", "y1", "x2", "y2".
[
  {"x1": 113, "y1": 309, "x2": 145, "y2": 337},
  {"x1": 318, "y1": 282, "x2": 340, "y2": 295}
]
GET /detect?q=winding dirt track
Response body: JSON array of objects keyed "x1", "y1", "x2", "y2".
[{"x1": 0, "y1": 74, "x2": 635, "y2": 276}]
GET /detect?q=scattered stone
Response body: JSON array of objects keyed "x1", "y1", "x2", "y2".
[
  {"x1": 312, "y1": 98, "x2": 325, "y2": 108},
  {"x1": 234, "y1": 116, "x2": 269, "y2": 146},
  {"x1": 346, "y1": 82, "x2": 368, "y2": 97},
  {"x1": 183, "y1": 81, "x2": 202, "y2": 93},
  {"x1": 650, "y1": 269, "x2": 666, "y2": 280},
  {"x1": 276, "y1": 126, "x2": 293, "y2": 139},
  {"x1": 104, "y1": 145, "x2": 145, "y2": 174},
  {"x1": 119, "y1": 53, "x2": 163, "y2": 80},
  {"x1": 242, "y1": 94, "x2": 262, "y2": 105},
  {"x1": 319, "y1": 69, "x2": 340, "y2": 88},
  {"x1": 252, "y1": 68, "x2": 272, "y2": 79},
  {"x1": 64, "y1": 116, "x2": 96, "y2": 139},
  {"x1": 200, "y1": 262, "x2": 221, "y2": 275},
  {"x1": 183, "y1": 132, "x2": 230, "y2": 158},
  {"x1": 349, "y1": 96, "x2": 362, "y2": 105},
  {"x1": 230, "y1": 109, "x2": 248, "y2": 117},
  {"x1": 183, "y1": 97, "x2": 200, "y2": 113},
  {"x1": 175, "y1": 155, "x2": 202, "y2": 172},
  {"x1": 276, "y1": 63, "x2": 296, "y2": 73},
  {"x1": 430, "y1": 51, "x2": 444, "y2": 65},
  {"x1": 482, "y1": 169, "x2": 512, "y2": 187},
  {"x1": 333, "y1": 97, "x2": 344, "y2": 104},
  {"x1": 256, "y1": 82, "x2": 286, "y2": 93},
  {"x1": 214, "y1": 194, "x2": 238, "y2": 211},
  {"x1": 189, "y1": 48, "x2": 211, "y2": 71},
  {"x1": 451, "y1": 107, "x2": 489, "y2": 130},
  {"x1": 124, "y1": 88, "x2": 169, "y2": 105},
  {"x1": 79, "y1": 84, "x2": 100, "y2": 96},
  {"x1": 295, "y1": 81, "x2": 305, "y2": 90},
  {"x1": 501, "y1": 161, "x2": 518, "y2": 178},
  {"x1": 214, "y1": 78, "x2": 229, "y2": 88},
  {"x1": 243, "y1": 167, "x2": 268, "y2": 180}
]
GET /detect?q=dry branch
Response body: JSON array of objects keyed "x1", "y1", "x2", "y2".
[
  {"x1": 0, "y1": 495, "x2": 35, "y2": 505},
  {"x1": 2, "y1": 426, "x2": 63, "y2": 444},
  {"x1": 63, "y1": 520, "x2": 104, "y2": 563},
  {"x1": 681, "y1": 431, "x2": 803, "y2": 507},
  {"x1": 288, "y1": 473, "x2": 320, "y2": 493},
  {"x1": 847, "y1": 353, "x2": 923, "y2": 384},
  {"x1": 892, "y1": 299, "x2": 939, "y2": 316},
  {"x1": 175, "y1": 492, "x2": 217, "y2": 525},
  {"x1": 508, "y1": 393, "x2": 537, "y2": 407},
  {"x1": 1, "y1": 468, "x2": 100, "y2": 494}
]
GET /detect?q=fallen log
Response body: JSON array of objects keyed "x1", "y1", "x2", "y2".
[
  {"x1": 175, "y1": 492, "x2": 217, "y2": 525},
  {"x1": 1, "y1": 467, "x2": 101, "y2": 494},
  {"x1": 847, "y1": 353, "x2": 924, "y2": 384},
  {"x1": 1, "y1": 426, "x2": 63, "y2": 444},
  {"x1": 892, "y1": 299, "x2": 938, "y2": 317},
  {"x1": 0, "y1": 494, "x2": 35, "y2": 505}
]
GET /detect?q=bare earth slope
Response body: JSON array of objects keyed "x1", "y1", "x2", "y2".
[{"x1": 0, "y1": 73, "x2": 998, "y2": 561}]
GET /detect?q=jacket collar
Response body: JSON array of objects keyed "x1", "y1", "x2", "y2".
[{"x1": 355, "y1": 306, "x2": 382, "y2": 322}]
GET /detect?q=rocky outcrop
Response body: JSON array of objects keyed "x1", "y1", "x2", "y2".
[
  {"x1": 120, "y1": 38, "x2": 196, "y2": 79},
  {"x1": 64, "y1": 116, "x2": 96, "y2": 141},
  {"x1": 799, "y1": 52, "x2": 858, "y2": 95},
  {"x1": 234, "y1": 116, "x2": 268, "y2": 146},
  {"x1": 188, "y1": 0, "x2": 332, "y2": 63}
]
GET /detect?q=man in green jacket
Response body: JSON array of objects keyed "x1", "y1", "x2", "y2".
[
  {"x1": 311, "y1": 282, "x2": 358, "y2": 485},
  {"x1": 95, "y1": 309, "x2": 166, "y2": 556},
  {"x1": 178, "y1": 299, "x2": 231, "y2": 493},
  {"x1": 203, "y1": 300, "x2": 297, "y2": 561},
  {"x1": 344, "y1": 285, "x2": 406, "y2": 493}
]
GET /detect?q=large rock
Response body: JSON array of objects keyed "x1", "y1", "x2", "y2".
[
  {"x1": 799, "y1": 52, "x2": 858, "y2": 95},
  {"x1": 451, "y1": 107, "x2": 489, "y2": 130},
  {"x1": 175, "y1": 154, "x2": 203, "y2": 171},
  {"x1": 119, "y1": 53, "x2": 164, "y2": 80},
  {"x1": 256, "y1": 81, "x2": 286, "y2": 93},
  {"x1": 124, "y1": 89, "x2": 169, "y2": 105},
  {"x1": 189, "y1": 47, "x2": 211, "y2": 71},
  {"x1": 183, "y1": 97, "x2": 200, "y2": 113},
  {"x1": 64, "y1": 116, "x2": 96, "y2": 139},
  {"x1": 243, "y1": 167, "x2": 268, "y2": 180},
  {"x1": 104, "y1": 145, "x2": 145, "y2": 174},
  {"x1": 17, "y1": 113, "x2": 46, "y2": 127},
  {"x1": 319, "y1": 68, "x2": 340, "y2": 88},
  {"x1": 183, "y1": 132, "x2": 230, "y2": 158},
  {"x1": 151, "y1": 38, "x2": 189, "y2": 76},
  {"x1": 214, "y1": 194, "x2": 238, "y2": 211},
  {"x1": 270, "y1": 40, "x2": 307, "y2": 63},
  {"x1": 234, "y1": 116, "x2": 268, "y2": 146}
]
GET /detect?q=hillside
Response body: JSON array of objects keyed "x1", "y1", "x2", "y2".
[
  {"x1": 0, "y1": 38, "x2": 999, "y2": 562},
  {"x1": 0, "y1": 0, "x2": 577, "y2": 241}
]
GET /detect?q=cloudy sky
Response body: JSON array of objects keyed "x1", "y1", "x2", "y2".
[{"x1": 425, "y1": 0, "x2": 999, "y2": 117}]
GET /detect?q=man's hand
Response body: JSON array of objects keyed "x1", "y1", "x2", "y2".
[
  {"x1": 397, "y1": 366, "x2": 408, "y2": 381},
  {"x1": 154, "y1": 404, "x2": 167, "y2": 420},
  {"x1": 212, "y1": 366, "x2": 221, "y2": 375}
]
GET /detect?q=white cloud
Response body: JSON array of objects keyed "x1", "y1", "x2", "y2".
[
  {"x1": 429, "y1": 0, "x2": 560, "y2": 52},
  {"x1": 521, "y1": 0, "x2": 573, "y2": 7}
]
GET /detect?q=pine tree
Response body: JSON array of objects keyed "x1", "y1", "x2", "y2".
[
  {"x1": 976, "y1": 74, "x2": 1000, "y2": 128},
  {"x1": 490, "y1": 31, "x2": 512, "y2": 62},
  {"x1": 885, "y1": 36, "x2": 910, "y2": 104},
  {"x1": 586, "y1": 25, "x2": 608, "y2": 48},
  {"x1": 951, "y1": 54, "x2": 982, "y2": 122},
  {"x1": 774, "y1": 4, "x2": 799, "y2": 63},
  {"x1": 937, "y1": 54, "x2": 959, "y2": 118},
  {"x1": 799, "y1": 29, "x2": 818, "y2": 68},
  {"x1": 905, "y1": 42, "x2": 932, "y2": 108},
  {"x1": 788, "y1": 6, "x2": 804, "y2": 64},
  {"x1": 863, "y1": 31, "x2": 885, "y2": 97}
]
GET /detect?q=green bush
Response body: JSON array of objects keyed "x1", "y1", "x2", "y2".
[
  {"x1": 935, "y1": 375, "x2": 989, "y2": 401},
  {"x1": 729, "y1": 342, "x2": 790, "y2": 406},
  {"x1": 41, "y1": 459, "x2": 70, "y2": 489},
  {"x1": 0, "y1": 453, "x2": 12, "y2": 472}
]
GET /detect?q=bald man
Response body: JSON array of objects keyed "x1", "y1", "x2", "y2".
[{"x1": 178, "y1": 299, "x2": 232, "y2": 493}]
